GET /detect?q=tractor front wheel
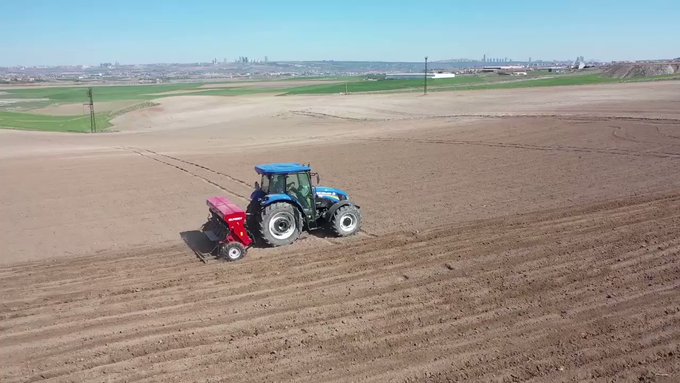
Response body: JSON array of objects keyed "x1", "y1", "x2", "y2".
[
  {"x1": 258, "y1": 202, "x2": 302, "y2": 246},
  {"x1": 331, "y1": 205, "x2": 362, "y2": 237}
]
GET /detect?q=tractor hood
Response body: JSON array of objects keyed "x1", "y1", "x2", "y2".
[{"x1": 315, "y1": 186, "x2": 349, "y2": 202}]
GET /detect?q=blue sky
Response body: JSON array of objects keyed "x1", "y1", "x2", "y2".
[{"x1": 1, "y1": 0, "x2": 678, "y2": 66}]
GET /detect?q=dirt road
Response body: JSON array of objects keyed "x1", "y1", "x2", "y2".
[{"x1": 1, "y1": 82, "x2": 679, "y2": 381}]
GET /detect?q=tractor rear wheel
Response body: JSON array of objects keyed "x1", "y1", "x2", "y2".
[
  {"x1": 258, "y1": 202, "x2": 301, "y2": 246},
  {"x1": 331, "y1": 205, "x2": 362, "y2": 237}
]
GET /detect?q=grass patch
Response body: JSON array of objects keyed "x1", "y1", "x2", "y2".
[
  {"x1": 1, "y1": 83, "x2": 204, "y2": 103},
  {"x1": 284, "y1": 76, "x2": 487, "y2": 95},
  {"x1": 624, "y1": 74, "x2": 680, "y2": 82},
  {"x1": 442, "y1": 74, "x2": 622, "y2": 91},
  {"x1": 0, "y1": 111, "x2": 110, "y2": 133},
  {"x1": 0, "y1": 83, "x2": 215, "y2": 132},
  {"x1": 0, "y1": 72, "x2": 675, "y2": 133},
  {"x1": 0, "y1": 100, "x2": 164, "y2": 133},
  {"x1": 186, "y1": 87, "x2": 276, "y2": 96},
  {"x1": 283, "y1": 73, "x2": 624, "y2": 95}
]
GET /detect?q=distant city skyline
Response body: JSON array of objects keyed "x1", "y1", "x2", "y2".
[
  {"x1": 1, "y1": 0, "x2": 678, "y2": 66},
  {"x1": 1, "y1": 56, "x2": 597, "y2": 69}
]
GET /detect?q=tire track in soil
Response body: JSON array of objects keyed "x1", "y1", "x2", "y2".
[
  {"x1": 292, "y1": 110, "x2": 680, "y2": 124},
  {"x1": 610, "y1": 125, "x2": 680, "y2": 148},
  {"x1": 122, "y1": 147, "x2": 379, "y2": 238},
  {"x1": 118, "y1": 147, "x2": 251, "y2": 203},
  {"x1": 354, "y1": 136, "x2": 680, "y2": 160},
  {"x1": 291, "y1": 110, "x2": 368, "y2": 121},
  {"x1": 655, "y1": 125, "x2": 680, "y2": 141},
  {"x1": 2, "y1": 192, "x2": 680, "y2": 382},
  {"x1": 136, "y1": 148, "x2": 252, "y2": 189}
]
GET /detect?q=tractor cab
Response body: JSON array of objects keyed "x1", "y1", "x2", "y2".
[
  {"x1": 249, "y1": 163, "x2": 361, "y2": 246},
  {"x1": 253, "y1": 163, "x2": 317, "y2": 223}
]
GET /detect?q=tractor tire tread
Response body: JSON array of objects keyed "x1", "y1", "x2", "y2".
[
  {"x1": 330, "y1": 204, "x2": 362, "y2": 237},
  {"x1": 258, "y1": 202, "x2": 302, "y2": 247}
]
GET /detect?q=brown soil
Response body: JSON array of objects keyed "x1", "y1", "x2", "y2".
[
  {"x1": 604, "y1": 62, "x2": 680, "y2": 79},
  {"x1": 1, "y1": 81, "x2": 679, "y2": 382}
]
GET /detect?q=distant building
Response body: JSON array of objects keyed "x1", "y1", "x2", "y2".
[
  {"x1": 384, "y1": 72, "x2": 455, "y2": 80},
  {"x1": 432, "y1": 72, "x2": 456, "y2": 79}
]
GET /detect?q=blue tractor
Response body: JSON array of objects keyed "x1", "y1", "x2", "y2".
[{"x1": 247, "y1": 163, "x2": 362, "y2": 246}]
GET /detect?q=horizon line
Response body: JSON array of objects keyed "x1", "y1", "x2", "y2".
[{"x1": 5, "y1": 57, "x2": 679, "y2": 68}]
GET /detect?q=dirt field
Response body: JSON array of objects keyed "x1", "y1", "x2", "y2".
[{"x1": 1, "y1": 82, "x2": 679, "y2": 382}]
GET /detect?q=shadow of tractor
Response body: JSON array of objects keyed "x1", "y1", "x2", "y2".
[
  {"x1": 180, "y1": 224, "x2": 338, "y2": 263},
  {"x1": 180, "y1": 230, "x2": 218, "y2": 262}
]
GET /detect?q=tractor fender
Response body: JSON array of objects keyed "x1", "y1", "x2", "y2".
[
  {"x1": 324, "y1": 200, "x2": 359, "y2": 221},
  {"x1": 262, "y1": 193, "x2": 306, "y2": 216}
]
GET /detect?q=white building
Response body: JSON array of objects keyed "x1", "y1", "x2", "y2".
[{"x1": 384, "y1": 72, "x2": 456, "y2": 80}]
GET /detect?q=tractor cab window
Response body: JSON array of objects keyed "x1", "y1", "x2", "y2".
[
  {"x1": 260, "y1": 175, "x2": 269, "y2": 193},
  {"x1": 269, "y1": 175, "x2": 286, "y2": 194},
  {"x1": 286, "y1": 173, "x2": 313, "y2": 214}
]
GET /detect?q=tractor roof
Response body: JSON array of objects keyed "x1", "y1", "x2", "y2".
[{"x1": 255, "y1": 163, "x2": 311, "y2": 175}]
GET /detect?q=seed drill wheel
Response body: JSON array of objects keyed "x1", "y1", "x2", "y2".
[
  {"x1": 258, "y1": 202, "x2": 301, "y2": 246},
  {"x1": 331, "y1": 205, "x2": 362, "y2": 237},
  {"x1": 220, "y1": 242, "x2": 246, "y2": 262}
]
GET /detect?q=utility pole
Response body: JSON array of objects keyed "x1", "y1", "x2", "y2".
[
  {"x1": 87, "y1": 88, "x2": 96, "y2": 133},
  {"x1": 424, "y1": 56, "x2": 428, "y2": 95}
]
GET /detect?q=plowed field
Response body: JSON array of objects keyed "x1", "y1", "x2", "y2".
[{"x1": 1, "y1": 82, "x2": 679, "y2": 382}]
